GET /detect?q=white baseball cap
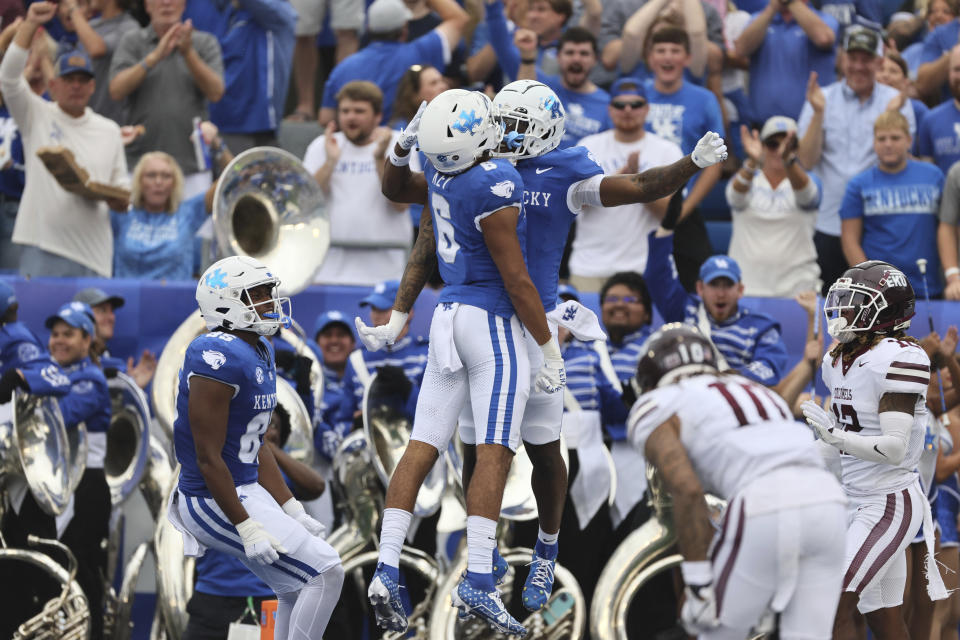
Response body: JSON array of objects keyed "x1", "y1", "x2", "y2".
[
  {"x1": 759, "y1": 115, "x2": 798, "y2": 142},
  {"x1": 367, "y1": 0, "x2": 413, "y2": 33}
]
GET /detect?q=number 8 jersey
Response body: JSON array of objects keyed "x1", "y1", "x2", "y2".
[
  {"x1": 174, "y1": 331, "x2": 278, "y2": 497},
  {"x1": 822, "y1": 338, "x2": 930, "y2": 497}
]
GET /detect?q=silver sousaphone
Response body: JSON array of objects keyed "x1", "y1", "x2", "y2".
[
  {"x1": 362, "y1": 370, "x2": 446, "y2": 517},
  {"x1": 0, "y1": 391, "x2": 78, "y2": 517},
  {"x1": 212, "y1": 146, "x2": 330, "y2": 297},
  {"x1": 105, "y1": 372, "x2": 151, "y2": 506}
]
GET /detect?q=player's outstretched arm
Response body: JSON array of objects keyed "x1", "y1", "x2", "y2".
[
  {"x1": 189, "y1": 377, "x2": 251, "y2": 525},
  {"x1": 597, "y1": 132, "x2": 728, "y2": 207},
  {"x1": 644, "y1": 415, "x2": 712, "y2": 561},
  {"x1": 395, "y1": 206, "x2": 438, "y2": 313},
  {"x1": 480, "y1": 207, "x2": 551, "y2": 346}
]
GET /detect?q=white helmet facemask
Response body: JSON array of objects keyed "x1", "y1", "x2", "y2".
[{"x1": 196, "y1": 256, "x2": 291, "y2": 336}]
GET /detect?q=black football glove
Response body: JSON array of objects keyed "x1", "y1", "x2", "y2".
[
  {"x1": 660, "y1": 184, "x2": 687, "y2": 231},
  {"x1": 375, "y1": 365, "x2": 413, "y2": 399},
  {"x1": 293, "y1": 356, "x2": 313, "y2": 397},
  {"x1": 275, "y1": 349, "x2": 297, "y2": 371},
  {"x1": 620, "y1": 376, "x2": 642, "y2": 409},
  {"x1": 0, "y1": 369, "x2": 29, "y2": 404},
  {"x1": 103, "y1": 367, "x2": 120, "y2": 379}
]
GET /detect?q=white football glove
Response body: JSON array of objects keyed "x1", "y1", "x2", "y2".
[
  {"x1": 398, "y1": 101, "x2": 427, "y2": 150},
  {"x1": 800, "y1": 399, "x2": 845, "y2": 448},
  {"x1": 236, "y1": 517, "x2": 286, "y2": 565},
  {"x1": 680, "y1": 561, "x2": 719, "y2": 634},
  {"x1": 691, "y1": 131, "x2": 728, "y2": 168},
  {"x1": 282, "y1": 498, "x2": 327, "y2": 538},
  {"x1": 355, "y1": 310, "x2": 409, "y2": 352},
  {"x1": 535, "y1": 338, "x2": 566, "y2": 394}
]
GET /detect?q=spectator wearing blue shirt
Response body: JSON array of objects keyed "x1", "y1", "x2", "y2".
[
  {"x1": 111, "y1": 151, "x2": 211, "y2": 281},
  {"x1": 733, "y1": 0, "x2": 837, "y2": 124},
  {"x1": 893, "y1": 1, "x2": 956, "y2": 74},
  {"x1": 798, "y1": 25, "x2": 916, "y2": 294},
  {"x1": 840, "y1": 110, "x2": 946, "y2": 298},
  {"x1": 916, "y1": 13, "x2": 960, "y2": 100},
  {"x1": 184, "y1": 0, "x2": 296, "y2": 152},
  {"x1": 642, "y1": 26, "x2": 725, "y2": 289},
  {"x1": 644, "y1": 224, "x2": 789, "y2": 386},
  {"x1": 483, "y1": 0, "x2": 571, "y2": 82},
  {"x1": 318, "y1": 0, "x2": 467, "y2": 125},
  {"x1": 618, "y1": 0, "x2": 709, "y2": 82},
  {"x1": 311, "y1": 310, "x2": 356, "y2": 459},
  {"x1": 515, "y1": 26, "x2": 612, "y2": 147},
  {"x1": 916, "y1": 45, "x2": 960, "y2": 175}
]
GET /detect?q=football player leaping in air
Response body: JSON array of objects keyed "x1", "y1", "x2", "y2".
[{"x1": 802, "y1": 260, "x2": 949, "y2": 638}]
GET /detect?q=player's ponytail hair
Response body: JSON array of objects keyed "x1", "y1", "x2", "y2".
[{"x1": 830, "y1": 330, "x2": 919, "y2": 364}]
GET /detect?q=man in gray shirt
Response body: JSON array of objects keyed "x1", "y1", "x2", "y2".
[
  {"x1": 939, "y1": 161, "x2": 960, "y2": 299},
  {"x1": 109, "y1": 0, "x2": 223, "y2": 195},
  {"x1": 87, "y1": 0, "x2": 139, "y2": 124}
]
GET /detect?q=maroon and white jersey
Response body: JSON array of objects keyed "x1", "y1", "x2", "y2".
[
  {"x1": 821, "y1": 338, "x2": 930, "y2": 497},
  {"x1": 628, "y1": 372, "x2": 825, "y2": 503}
]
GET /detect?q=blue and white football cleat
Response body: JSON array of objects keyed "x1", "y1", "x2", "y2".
[
  {"x1": 522, "y1": 553, "x2": 556, "y2": 611},
  {"x1": 368, "y1": 563, "x2": 408, "y2": 633},
  {"x1": 451, "y1": 575, "x2": 527, "y2": 636}
]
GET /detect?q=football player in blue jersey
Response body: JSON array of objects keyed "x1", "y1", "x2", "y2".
[
  {"x1": 361, "y1": 88, "x2": 564, "y2": 636},
  {"x1": 168, "y1": 255, "x2": 343, "y2": 640}
]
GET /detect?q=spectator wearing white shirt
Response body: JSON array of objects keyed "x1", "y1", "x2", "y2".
[
  {"x1": 304, "y1": 81, "x2": 409, "y2": 286},
  {"x1": 570, "y1": 78, "x2": 683, "y2": 292},
  {"x1": 726, "y1": 116, "x2": 822, "y2": 297},
  {"x1": 0, "y1": 1, "x2": 128, "y2": 278}
]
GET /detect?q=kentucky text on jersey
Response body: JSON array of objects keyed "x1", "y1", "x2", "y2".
[{"x1": 253, "y1": 393, "x2": 277, "y2": 410}]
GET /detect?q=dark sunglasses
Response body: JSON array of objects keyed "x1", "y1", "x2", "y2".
[
  {"x1": 611, "y1": 99, "x2": 646, "y2": 110},
  {"x1": 603, "y1": 295, "x2": 641, "y2": 304},
  {"x1": 763, "y1": 137, "x2": 786, "y2": 149}
]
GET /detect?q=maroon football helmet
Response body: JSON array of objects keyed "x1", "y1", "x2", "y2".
[
  {"x1": 634, "y1": 323, "x2": 720, "y2": 393},
  {"x1": 824, "y1": 260, "x2": 915, "y2": 344}
]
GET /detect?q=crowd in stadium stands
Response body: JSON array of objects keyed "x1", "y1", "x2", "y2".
[{"x1": 3, "y1": 0, "x2": 960, "y2": 634}]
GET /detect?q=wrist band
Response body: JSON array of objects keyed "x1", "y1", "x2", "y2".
[
  {"x1": 946, "y1": 267, "x2": 960, "y2": 278},
  {"x1": 521, "y1": 58, "x2": 537, "y2": 64},
  {"x1": 139, "y1": 59, "x2": 150, "y2": 72},
  {"x1": 388, "y1": 146, "x2": 411, "y2": 167},
  {"x1": 733, "y1": 174, "x2": 752, "y2": 188}
]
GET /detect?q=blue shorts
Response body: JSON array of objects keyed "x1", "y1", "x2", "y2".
[{"x1": 937, "y1": 474, "x2": 960, "y2": 547}]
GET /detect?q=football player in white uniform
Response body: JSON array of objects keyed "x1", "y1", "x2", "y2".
[
  {"x1": 802, "y1": 260, "x2": 949, "y2": 638},
  {"x1": 628, "y1": 324, "x2": 847, "y2": 639}
]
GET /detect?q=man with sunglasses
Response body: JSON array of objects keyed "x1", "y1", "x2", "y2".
[{"x1": 569, "y1": 78, "x2": 686, "y2": 292}]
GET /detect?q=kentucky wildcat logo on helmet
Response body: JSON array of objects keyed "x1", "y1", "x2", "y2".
[
  {"x1": 824, "y1": 260, "x2": 915, "y2": 344},
  {"x1": 417, "y1": 89, "x2": 502, "y2": 174},
  {"x1": 634, "y1": 323, "x2": 720, "y2": 393},
  {"x1": 196, "y1": 255, "x2": 291, "y2": 336},
  {"x1": 492, "y1": 79, "x2": 566, "y2": 160}
]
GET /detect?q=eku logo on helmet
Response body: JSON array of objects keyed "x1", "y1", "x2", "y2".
[
  {"x1": 879, "y1": 269, "x2": 908, "y2": 288},
  {"x1": 541, "y1": 96, "x2": 562, "y2": 120},
  {"x1": 451, "y1": 110, "x2": 483, "y2": 135}
]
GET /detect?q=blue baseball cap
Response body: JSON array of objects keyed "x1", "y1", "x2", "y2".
[
  {"x1": 45, "y1": 301, "x2": 96, "y2": 335},
  {"x1": 699, "y1": 255, "x2": 742, "y2": 284},
  {"x1": 360, "y1": 280, "x2": 400, "y2": 310},
  {"x1": 313, "y1": 310, "x2": 354, "y2": 339},
  {"x1": 0, "y1": 281, "x2": 15, "y2": 317},
  {"x1": 54, "y1": 50, "x2": 94, "y2": 78},
  {"x1": 609, "y1": 78, "x2": 646, "y2": 101},
  {"x1": 557, "y1": 283, "x2": 581, "y2": 302}
]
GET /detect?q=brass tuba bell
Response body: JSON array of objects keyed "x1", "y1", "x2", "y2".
[{"x1": 212, "y1": 147, "x2": 331, "y2": 297}]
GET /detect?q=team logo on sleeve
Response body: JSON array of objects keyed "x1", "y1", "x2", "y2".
[
  {"x1": 72, "y1": 380, "x2": 94, "y2": 394},
  {"x1": 201, "y1": 350, "x2": 227, "y2": 370},
  {"x1": 490, "y1": 180, "x2": 515, "y2": 198},
  {"x1": 255, "y1": 367, "x2": 264, "y2": 384},
  {"x1": 17, "y1": 342, "x2": 40, "y2": 362}
]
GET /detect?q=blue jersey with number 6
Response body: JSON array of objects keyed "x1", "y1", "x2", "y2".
[
  {"x1": 424, "y1": 159, "x2": 526, "y2": 318},
  {"x1": 174, "y1": 331, "x2": 278, "y2": 497}
]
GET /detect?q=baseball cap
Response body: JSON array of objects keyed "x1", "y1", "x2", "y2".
[
  {"x1": 0, "y1": 281, "x2": 15, "y2": 317},
  {"x1": 609, "y1": 78, "x2": 646, "y2": 100},
  {"x1": 367, "y1": 0, "x2": 413, "y2": 33},
  {"x1": 313, "y1": 310, "x2": 354, "y2": 339},
  {"x1": 45, "y1": 301, "x2": 96, "y2": 335},
  {"x1": 73, "y1": 287, "x2": 125, "y2": 309},
  {"x1": 54, "y1": 50, "x2": 94, "y2": 78},
  {"x1": 557, "y1": 283, "x2": 581, "y2": 302},
  {"x1": 360, "y1": 280, "x2": 400, "y2": 310},
  {"x1": 843, "y1": 26, "x2": 882, "y2": 56},
  {"x1": 759, "y1": 116, "x2": 798, "y2": 142},
  {"x1": 699, "y1": 255, "x2": 742, "y2": 284}
]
